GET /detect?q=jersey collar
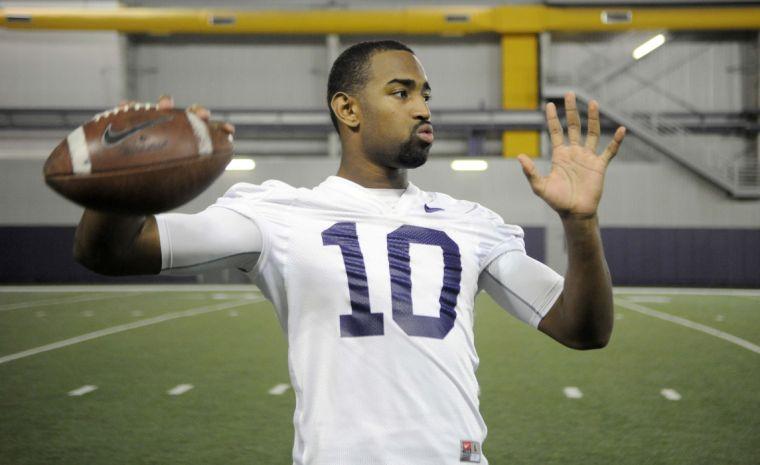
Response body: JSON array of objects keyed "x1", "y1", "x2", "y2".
[{"x1": 320, "y1": 175, "x2": 422, "y2": 213}]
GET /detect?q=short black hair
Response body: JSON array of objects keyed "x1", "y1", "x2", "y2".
[{"x1": 326, "y1": 40, "x2": 415, "y2": 133}]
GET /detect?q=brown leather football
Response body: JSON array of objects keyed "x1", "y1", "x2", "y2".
[{"x1": 43, "y1": 104, "x2": 234, "y2": 214}]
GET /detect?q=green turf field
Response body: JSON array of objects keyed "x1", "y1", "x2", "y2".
[{"x1": 1, "y1": 286, "x2": 758, "y2": 465}]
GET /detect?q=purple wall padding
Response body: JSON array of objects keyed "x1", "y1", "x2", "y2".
[
  {"x1": 601, "y1": 227, "x2": 760, "y2": 287},
  {"x1": 0, "y1": 226, "x2": 548, "y2": 284},
  {"x1": 522, "y1": 227, "x2": 545, "y2": 264},
  {"x1": 0, "y1": 226, "x2": 194, "y2": 284}
]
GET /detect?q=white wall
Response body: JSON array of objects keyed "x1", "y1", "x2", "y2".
[
  {"x1": 4, "y1": 156, "x2": 759, "y2": 274},
  {"x1": 130, "y1": 36, "x2": 327, "y2": 109},
  {"x1": 6, "y1": 157, "x2": 759, "y2": 228},
  {"x1": 129, "y1": 35, "x2": 502, "y2": 111},
  {"x1": 0, "y1": 1, "x2": 125, "y2": 108}
]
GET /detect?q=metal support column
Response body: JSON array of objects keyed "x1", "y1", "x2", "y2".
[
  {"x1": 326, "y1": 33, "x2": 341, "y2": 158},
  {"x1": 501, "y1": 34, "x2": 539, "y2": 158}
]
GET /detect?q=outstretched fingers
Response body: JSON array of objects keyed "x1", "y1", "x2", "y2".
[
  {"x1": 585, "y1": 100, "x2": 600, "y2": 152},
  {"x1": 158, "y1": 94, "x2": 175, "y2": 110},
  {"x1": 517, "y1": 154, "x2": 545, "y2": 195},
  {"x1": 187, "y1": 103, "x2": 211, "y2": 120},
  {"x1": 565, "y1": 92, "x2": 582, "y2": 145},
  {"x1": 545, "y1": 102, "x2": 565, "y2": 149},
  {"x1": 601, "y1": 126, "x2": 626, "y2": 163}
]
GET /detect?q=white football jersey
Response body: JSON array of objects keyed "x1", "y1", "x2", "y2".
[{"x1": 157, "y1": 175, "x2": 564, "y2": 465}]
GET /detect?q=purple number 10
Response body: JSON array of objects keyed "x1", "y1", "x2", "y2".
[{"x1": 322, "y1": 222, "x2": 462, "y2": 340}]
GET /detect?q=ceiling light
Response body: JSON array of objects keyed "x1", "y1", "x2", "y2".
[
  {"x1": 226, "y1": 158, "x2": 256, "y2": 171},
  {"x1": 633, "y1": 34, "x2": 666, "y2": 60},
  {"x1": 451, "y1": 159, "x2": 488, "y2": 172}
]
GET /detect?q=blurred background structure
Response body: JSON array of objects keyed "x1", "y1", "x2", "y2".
[{"x1": 1, "y1": 0, "x2": 759, "y2": 286}]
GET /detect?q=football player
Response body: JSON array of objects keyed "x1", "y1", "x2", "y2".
[{"x1": 74, "y1": 40, "x2": 625, "y2": 464}]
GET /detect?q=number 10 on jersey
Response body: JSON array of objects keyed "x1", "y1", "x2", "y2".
[{"x1": 322, "y1": 222, "x2": 462, "y2": 340}]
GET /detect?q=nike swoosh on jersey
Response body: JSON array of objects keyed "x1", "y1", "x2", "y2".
[
  {"x1": 424, "y1": 204, "x2": 444, "y2": 213},
  {"x1": 101, "y1": 115, "x2": 174, "y2": 146}
]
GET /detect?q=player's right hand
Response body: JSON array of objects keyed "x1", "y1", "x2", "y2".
[{"x1": 118, "y1": 95, "x2": 236, "y2": 135}]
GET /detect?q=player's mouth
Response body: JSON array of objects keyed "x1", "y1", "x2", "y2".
[{"x1": 415, "y1": 123, "x2": 434, "y2": 144}]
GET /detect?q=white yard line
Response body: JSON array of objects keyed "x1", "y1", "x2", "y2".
[
  {"x1": 616, "y1": 298, "x2": 760, "y2": 355},
  {"x1": 4, "y1": 285, "x2": 751, "y2": 297},
  {"x1": 0, "y1": 299, "x2": 262, "y2": 365},
  {"x1": 68, "y1": 385, "x2": 97, "y2": 397},
  {"x1": 563, "y1": 387, "x2": 583, "y2": 399},
  {"x1": 614, "y1": 288, "x2": 760, "y2": 297},
  {"x1": 168, "y1": 384, "x2": 194, "y2": 396},
  {"x1": 0, "y1": 285, "x2": 262, "y2": 293},
  {"x1": 623, "y1": 295, "x2": 672, "y2": 304},
  {"x1": 0, "y1": 293, "x2": 137, "y2": 312},
  {"x1": 268, "y1": 384, "x2": 291, "y2": 395},
  {"x1": 660, "y1": 388, "x2": 682, "y2": 401}
]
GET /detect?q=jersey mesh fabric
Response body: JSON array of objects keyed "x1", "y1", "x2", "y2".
[
  {"x1": 209, "y1": 176, "x2": 530, "y2": 464},
  {"x1": 163, "y1": 176, "x2": 560, "y2": 465}
]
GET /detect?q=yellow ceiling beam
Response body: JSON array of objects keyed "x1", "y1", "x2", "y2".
[
  {"x1": 0, "y1": 7, "x2": 491, "y2": 35},
  {"x1": 1, "y1": 5, "x2": 759, "y2": 34}
]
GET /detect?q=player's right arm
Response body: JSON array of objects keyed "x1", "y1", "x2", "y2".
[
  {"x1": 73, "y1": 96, "x2": 242, "y2": 277},
  {"x1": 73, "y1": 211, "x2": 160, "y2": 276}
]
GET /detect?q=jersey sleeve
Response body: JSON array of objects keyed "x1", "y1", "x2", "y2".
[
  {"x1": 155, "y1": 206, "x2": 262, "y2": 275},
  {"x1": 470, "y1": 204, "x2": 527, "y2": 271},
  {"x1": 155, "y1": 180, "x2": 293, "y2": 278},
  {"x1": 479, "y1": 251, "x2": 564, "y2": 328},
  {"x1": 469, "y1": 203, "x2": 564, "y2": 327}
]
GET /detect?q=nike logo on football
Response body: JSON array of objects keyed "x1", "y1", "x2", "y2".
[
  {"x1": 102, "y1": 115, "x2": 174, "y2": 146},
  {"x1": 424, "y1": 204, "x2": 444, "y2": 213}
]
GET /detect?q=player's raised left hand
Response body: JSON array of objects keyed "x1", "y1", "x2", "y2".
[{"x1": 517, "y1": 92, "x2": 625, "y2": 219}]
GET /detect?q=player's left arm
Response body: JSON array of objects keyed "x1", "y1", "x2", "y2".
[{"x1": 517, "y1": 92, "x2": 626, "y2": 350}]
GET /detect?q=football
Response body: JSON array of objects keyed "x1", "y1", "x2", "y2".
[{"x1": 43, "y1": 104, "x2": 234, "y2": 214}]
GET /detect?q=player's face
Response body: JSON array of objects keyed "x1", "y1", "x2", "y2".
[{"x1": 358, "y1": 50, "x2": 433, "y2": 169}]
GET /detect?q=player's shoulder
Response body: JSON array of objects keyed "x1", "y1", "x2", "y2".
[
  {"x1": 420, "y1": 188, "x2": 523, "y2": 236},
  {"x1": 219, "y1": 179, "x2": 304, "y2": 204}
]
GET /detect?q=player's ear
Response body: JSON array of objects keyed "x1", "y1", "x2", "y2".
[{"x1": 330, "y1": 92, "x2": 360, "y2": 130}]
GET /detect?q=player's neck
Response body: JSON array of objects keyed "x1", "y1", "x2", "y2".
[{"x1": 336, "y1": 157, "x2": 408, "y2": 189}]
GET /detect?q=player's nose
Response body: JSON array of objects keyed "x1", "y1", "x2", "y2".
[{"x1": 412, "y1": 96, "x2": 431, "y2": 121}]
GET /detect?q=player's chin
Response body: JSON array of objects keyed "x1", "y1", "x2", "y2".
[{"x1": 397, "y1": 144, "x2": 430, "y2": 169}]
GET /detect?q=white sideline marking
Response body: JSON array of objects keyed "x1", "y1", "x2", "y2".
[
  {"x1": 168, "y1": 384, "x2": 194, "y2": 396},
  {"x1": 563, "y1": 387, "x2": 583, "y2": 399},
  {"x1": 624, "y1": 295, "x2": 672, "y2": 304},
  {"x1": 0, "y1": 293, "x2": 134, "y2": 312},
  {"x1": 0, "y1": 299, "x2": 260, "y2": 365},
  {"x1": 715, "y1": 315, "x2": 725, "y2": 322},
  {"x1": 5, "y1": 285, "x2": 752, "y2": 297},
  {"x1": 614, "y1": 288, "x2": 760, "y2": 297},
  {"x1": 615, "y1": 313, "x2": 624, "y2": 321},
  {"x1": 616, "y1": 299, "x2": 760, "y2": 355},
  {"x1": 268, "y1": 384, "x2": 290, "y2": 395},
  {"x1": 68, "y1": 385, "x2": 97, "y2": 396},
  {"x1": 660, "y1": 388, "x2": 681, "y2": 401},
  {"x1": 0, "y1": 285, "x2": 263, "y2": 293}
]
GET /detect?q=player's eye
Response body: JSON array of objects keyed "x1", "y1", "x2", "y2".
[
  {"x1": 393, "y1": 90, "x2": 408, "y2": 99},
  {"x1": 424, "y1": 94, "x2": 432, "y2": 102}
]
